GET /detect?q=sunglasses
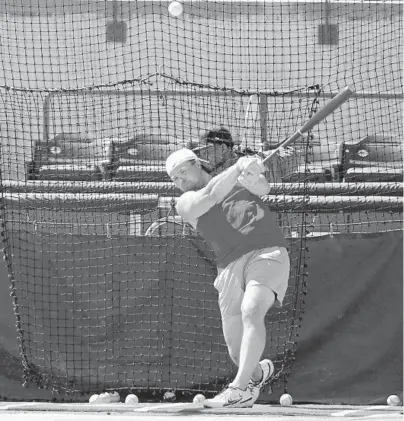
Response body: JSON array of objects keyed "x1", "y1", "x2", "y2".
[{"x1": 206, "y1": 138, "x2": 233, "y2": 147}]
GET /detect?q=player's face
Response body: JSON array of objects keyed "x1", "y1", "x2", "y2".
[
  {"x1": 170, "y1": 160, "x2": 205, "y2": 192},
  {"x1": 199, "y1": 142, "x2": 230, "y2": 166}
]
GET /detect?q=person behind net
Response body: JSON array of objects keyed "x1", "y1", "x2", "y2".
[
  {"x1": 193, "y1": 126, "x2": 263, "y2": 176},
  {"x1": 193, "y1": 126, "x2": 241, "y2": 175},
  {"x1": 165, "y1": 148, "x2": 290, "y2": 408}
]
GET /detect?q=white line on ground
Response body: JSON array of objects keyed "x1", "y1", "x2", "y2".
[
  {"x1": 331, "y1": 405, "x2": 398, "y2": 417},
  {"x1": 133, "y1": 402, "x2": 204, "y2": 412}
]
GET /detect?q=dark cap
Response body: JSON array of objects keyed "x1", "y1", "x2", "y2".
[{"x1": 199, "y1": 126, "x2": 234, "y2": 148}]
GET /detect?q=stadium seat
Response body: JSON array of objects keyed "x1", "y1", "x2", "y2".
[
  {"x1": 342, "y1": 134, "x2": 403, "y2": 182},
  {"x1": 38, "y1": 164, "x2": 103, "y2": 181},
  {"x1": 109, "y1": 132, "x2": 188, "y2": 181},
  {"x1": 27, "y1": 133, "x2": 113, "y2": 181},
  {"x1": 345, "y1": 166, "x2": 403, "y2": 182},
  {"x1": 111, "y1": 133, "x2": 181, "y2": 163},
  {"x1": 285, "y1": 163, "x2": 337, "y2": 182},
  {"x1": 282, "y1": 142, "x2": 343, "y2": 182},
  {"x1": 114, "y1": 161, "x2": 171, "y2": 182},
  {"x1": 27, "y1": 132, "x2": 189, "y2": 183}
]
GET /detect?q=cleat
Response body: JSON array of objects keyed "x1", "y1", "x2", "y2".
[
  {"x1": 248, "y1": 359, "x2": 275, "y2": 404},
  {"x1": 203, "y1": 385, "x2": 254, "y2": 408}
]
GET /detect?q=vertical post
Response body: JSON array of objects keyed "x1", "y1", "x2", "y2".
[
  {"x1": 329, "y1": 222, "x2": 334, "y2": 238},
  {"x1": 258, "y1": 93, "x2": 268, "y2": 146},
  {"x1": 325, "y1": 0, "x2": 330, "y2": 27},
  {"x1": 112, "y1": 0, "x2": 118, "y2": 22},
  {"x1": 42, "y1": 93, "x2": 53, "y2": 142},
  {"x1": 346, "y1": 213, "x2": 352, "y2": 234}
]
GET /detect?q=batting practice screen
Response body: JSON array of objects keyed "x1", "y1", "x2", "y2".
[{"x1": 0, "y1": 0, "x2": 402, "y2": 399}]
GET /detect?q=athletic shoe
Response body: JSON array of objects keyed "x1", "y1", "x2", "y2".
[
  {"x1": 248, "y1": 359, "x2": 275, "y2": 404},
  {"x1": 203, "y1": 385, "x2": 254, "y2": 408}
]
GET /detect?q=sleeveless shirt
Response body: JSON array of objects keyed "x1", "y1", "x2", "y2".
[{"x1": 196, "y1": 184, "x2": 287, "y2": 269}]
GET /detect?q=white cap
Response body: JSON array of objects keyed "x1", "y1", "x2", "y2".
[{"x1": 165, "y1": 148, "x2": 199, "y2": 177}]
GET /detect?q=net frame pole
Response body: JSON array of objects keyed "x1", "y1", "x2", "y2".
[{"x1": 259, "y1": 93, "x2": 268, "y2": 145}]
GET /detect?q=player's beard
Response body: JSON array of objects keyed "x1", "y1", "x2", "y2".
[{"x1": 183, "y1": 178, "x2": 206, "y2": 192}]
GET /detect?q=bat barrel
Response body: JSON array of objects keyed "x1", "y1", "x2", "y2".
[
  {"x1": 300, "y1": 86, "x2": 354, "y2": 133},
  {"x1": 262, "y1": 86, "x2": 354, "y2": 165}
]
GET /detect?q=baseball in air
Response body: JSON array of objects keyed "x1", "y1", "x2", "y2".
[
  {"x1": 280, "y1": 393, "x2": 293, "y2": 406},
  {"x1": 387, "y1": 395, "x2": 401, "y2": 406},
  {"x1": 125, "y1": 394, "x2": 139, "y2": 405},
  {"x1": 168, "y1": 1, "x2": 183, "y2": 17},
  {"x1": 193, "y1": 393, "x2": 206, "y2": 403}
]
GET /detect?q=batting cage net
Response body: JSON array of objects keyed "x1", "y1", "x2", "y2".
[{"x1": 0, "y1": 0, "x2": 402, "y2": 400}]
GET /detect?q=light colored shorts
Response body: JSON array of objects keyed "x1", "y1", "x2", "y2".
[{"x1": 213, "y1": 246, "x2": 290, "y2": 320}]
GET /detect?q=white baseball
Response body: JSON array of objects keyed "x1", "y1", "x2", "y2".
[
  {"x1": 168, "y1": 1, "x2": 183, "y2": 17},
  {"x1": 193, "y1": 393, "x2": 206, "y2": 403},
  {"x1": 89, "y1": 394, "x2": 99, "y2": 403},
  {"x1": 98, "y1": 392, "x2": 111, "y2": 403},
  {"x1": 125, "y1": 394, "x2": 139, "y2": 405},
  {"x1": 280, "y1": 393, "x2": 293, "y2": 406},
  {"x1": 387, "y1": 395, "x2": 401, "y2": 406},
  {"x1": 108, "y1": 391, "x2": 120, "y2": 403}
]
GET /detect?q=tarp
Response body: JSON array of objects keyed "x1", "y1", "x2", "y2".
[
  {"x1": 0, "y1": 231, "x2": 402, "y2": 403},
  {"x1": 0, "y1": 235, "x2": 230, "y2": 392},
  {"x1": 285, "y1": 230, "x2": 403, "y2": 404}
]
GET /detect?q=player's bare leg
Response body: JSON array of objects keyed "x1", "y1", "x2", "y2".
[
  {"x1": 203, "y1": 314, "x2": 253, "y2": 408},
  {"x1": 222, "y1": 315, "x2": 263, "y2": 382},
  {"x1": 204, "y1": 300, "x2": 269, "y2": 408},
  {"x1": 222, "y1": 315, "x2": 243, "y2": 365},
  {"x1": 204, "y1": 277, "x2": 276, "y2": 408},
  {"x1": 230, "y1": 284, "x2": 276, "y2": 390}
]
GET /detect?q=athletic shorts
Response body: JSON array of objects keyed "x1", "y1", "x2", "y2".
[{"x1": 213, "y1": 246, "x2": 290, "y2": 320}]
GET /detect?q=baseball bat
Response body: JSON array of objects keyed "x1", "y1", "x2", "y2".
[
  {"x1": 263, "y1": 86, "x2": 354, "y2": 164},
  {"x1": 241, "y1": 94, "x2": 259, "y2": 150}
]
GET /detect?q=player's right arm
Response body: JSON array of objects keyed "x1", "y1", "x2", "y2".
[
  {"x1": 176, "y1": 163, "x2": 243, "y2": 224},
  {"x1": 176, "y1": 156, "x2": 267, "y2": 224},
  {"x1": 175, "y1": 190, "x2": 216, "y2": 228}
]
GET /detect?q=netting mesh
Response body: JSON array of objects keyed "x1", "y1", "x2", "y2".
[{"x1": 0, "y1": 0, "x2": 402, "y2": 400}]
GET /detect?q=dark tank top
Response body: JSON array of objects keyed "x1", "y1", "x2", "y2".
[{"x1": 196, "y1": 184, "x2": 287, "y2": 269}]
